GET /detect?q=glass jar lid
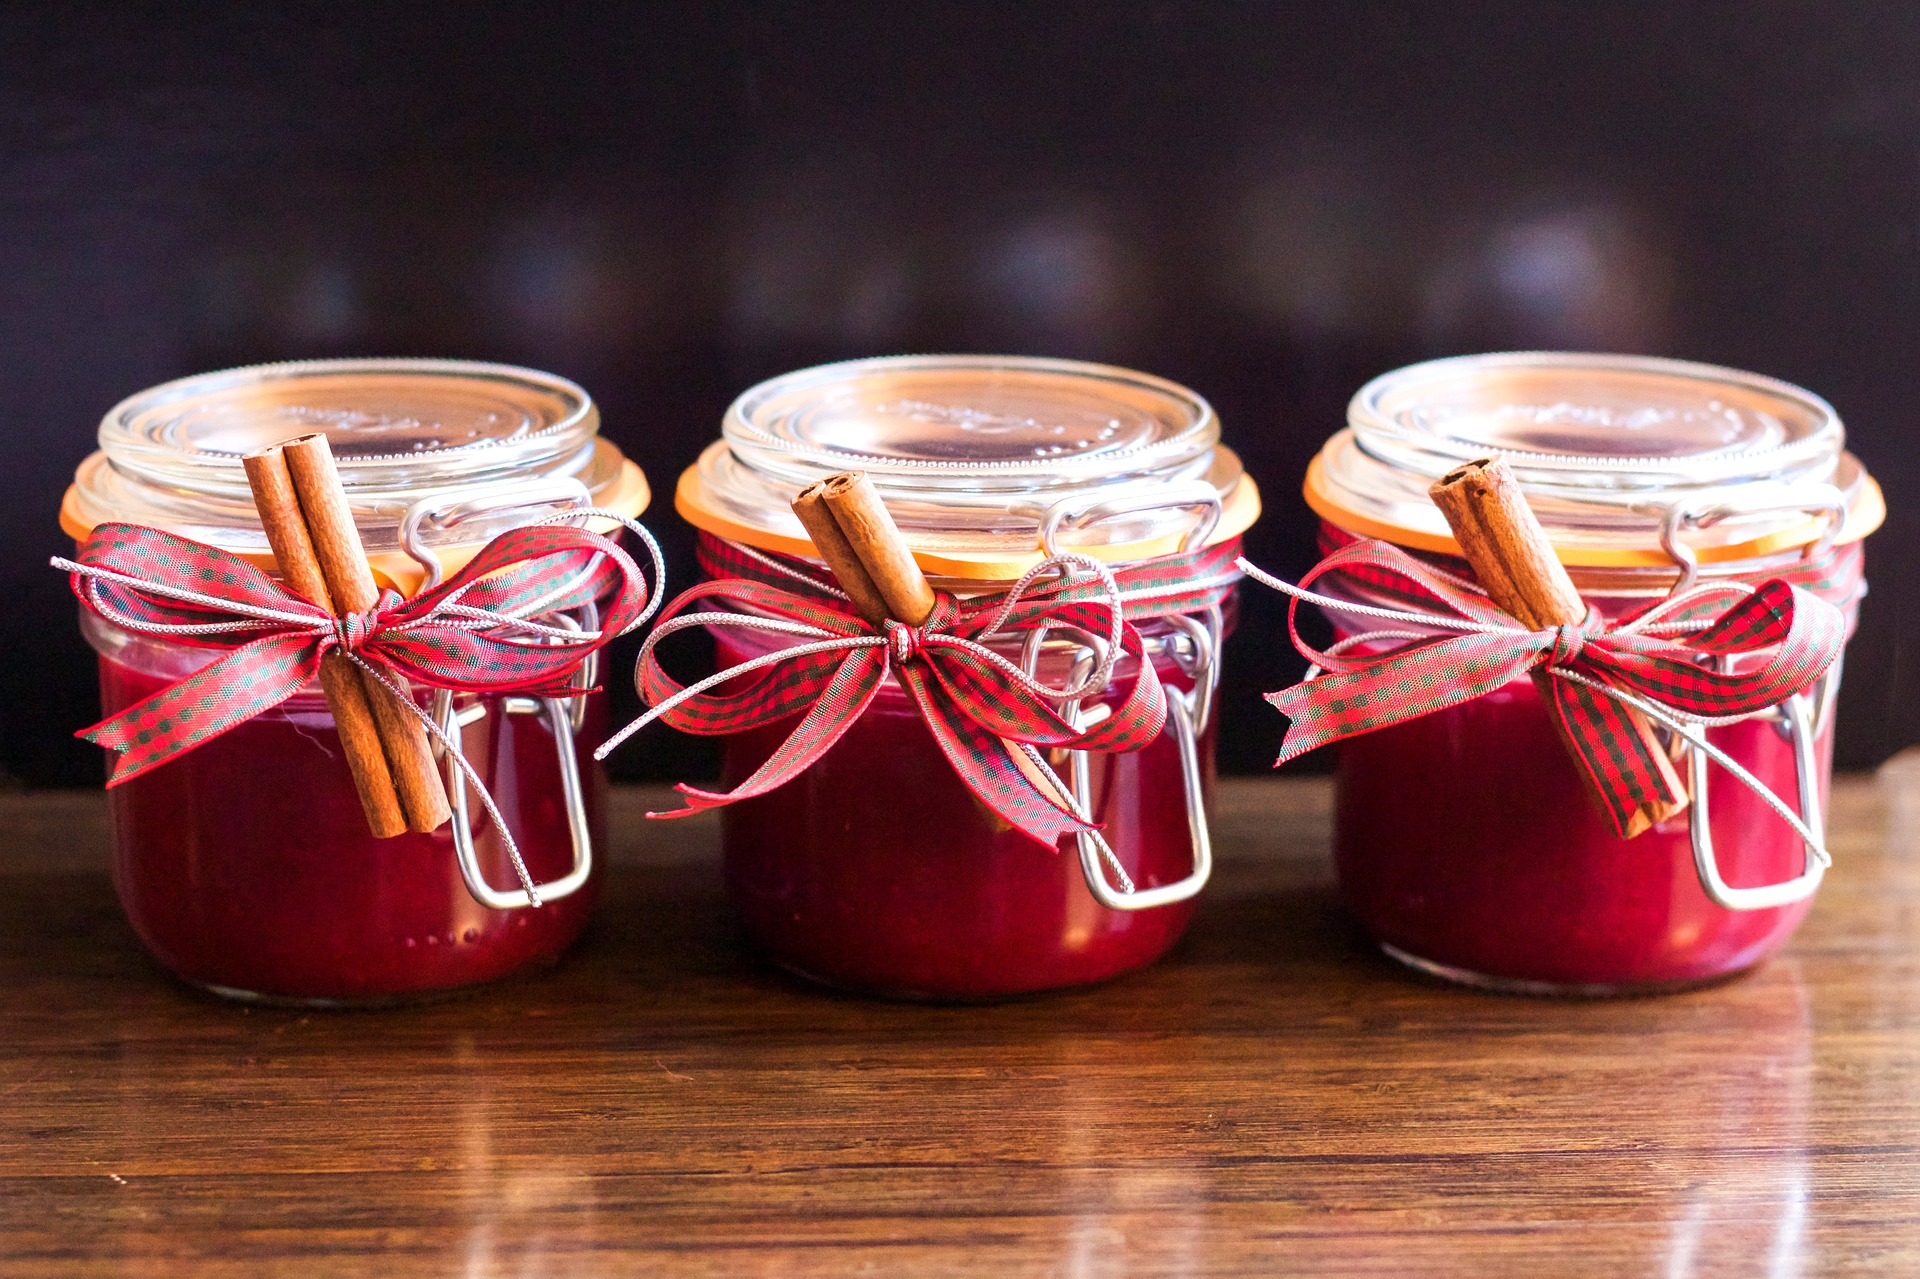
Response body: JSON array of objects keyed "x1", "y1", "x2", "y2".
[
  {"x1": 677, "y1": 354, "x2": 1260, "y2": 580},
  {"x1": 62, "y1": 358, "x2": 649, "y2": 590},
  {"x1": 1308, "y1": 351, "x2": 1883, "y2": 567}
]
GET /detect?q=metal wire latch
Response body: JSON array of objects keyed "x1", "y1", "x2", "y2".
[
  {"x1": 1648, "y1": 493, "x2": 1845, "y2": 910},
  {"x1": 1679, "y1": 661, "x2": 1837, "y2": 912},
  {"x1": 399, "y1": 480, "x2": 600, "y2": 910},
  {"x1": 1022, "y1": 487, "x2": 1225, "y2": 912}
]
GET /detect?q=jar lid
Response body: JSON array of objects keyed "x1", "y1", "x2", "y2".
[
  {"x1": 1307, "y1": 351, "x2": 1883, "y2": 568},
  {"x1": 676, "y1": 354, "x2": 1260, "y2": 580},
  {"x1": 62, "y1": 358, "x2": 649, "y2": 593}
]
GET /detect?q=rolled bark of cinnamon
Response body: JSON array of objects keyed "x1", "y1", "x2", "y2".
[
  {"x1": 1430, "y1": 457, "x2": 1689, "y2": 837},
  {"x1": 793, "y1": 471, "x2": 1050, "y2": 834},
  {"x1": 280, "y1": 434, "x2": 452, "y2": 834},
  {"x1": 280, "y1": 430, "x2": 451, "y2": 825},
  {"x1": 815, "y1": 472, "x2": 937, "y2": 626},
  {"x1": 791, "y1": 480, "x2": 892, "y2": 626},
  {"x1": 791, "y1": 471, "x2": 937, "y2": 627},
  {"x1": 243, "y1": 447, "x2": 408, "y2": 839}
]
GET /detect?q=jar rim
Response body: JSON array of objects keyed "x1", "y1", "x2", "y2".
[
  {"x1": 1315, "y1": 351, "x2": 1881, "y2": 566},
  {"x1": 683, "y1": 354, "x2": 1258, "y2": 580},
  {"x1": 64, "y1": 358, "x2": 648, "y2": 593},
  {"x1": 725, "y1": 353, "x2": 1219, "y2": 481},
  {"x1": 97, "y1": 356, "x2": 598, "y2": 486},
  {"x1": 1350, "y1": 351, "x2": 1844, "y2": 485}
]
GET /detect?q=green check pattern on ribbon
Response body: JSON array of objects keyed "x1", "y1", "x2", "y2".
[
  {"x1": 599, "y1": 534, "x2": 1244, "y2": 851},
  {"x1": 62, "y1": 521, "x2": 652, "y2": 786},
  {"x1": 1241, "y1": 539, "x2": 1851, "y2": 839}
]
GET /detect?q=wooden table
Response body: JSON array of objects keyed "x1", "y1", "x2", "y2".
[{"x1": 5, "y1": 771, "x2": 1920, "y2": 1277}]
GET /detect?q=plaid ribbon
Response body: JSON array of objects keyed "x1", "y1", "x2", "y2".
[
  {"x1": 54, "y1": 519, "x2": 658, "y2": 900},
  {"x1": 597, "y1": 535, "x2": 1243, "y2": 851},
  {"x1": 1313, "y1": 520, "x2": 1868, "y2": 618},
  {"x1": 1238, "y1": 539, "x2": 1848, "y2": 841}
]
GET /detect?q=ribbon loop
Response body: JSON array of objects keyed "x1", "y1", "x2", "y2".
[{"x1": 1240, "y1": 539, "x2": 1850, "y2": 842}]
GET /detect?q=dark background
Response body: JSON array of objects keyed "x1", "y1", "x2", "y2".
[{"x1": 4, "y1": 2, "x2": 1916, "y2": 786}]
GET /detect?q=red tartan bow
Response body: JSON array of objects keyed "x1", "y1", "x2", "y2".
[
  {"x1": 59, "y1": 521, "x2": 652, "y2": 786},
  {"x1": 599, "y1": 535, "x2": 1244, "y2": 850},
  {"x1": 1239, "y1": 540, "x2": 1848, "y2": 838}
]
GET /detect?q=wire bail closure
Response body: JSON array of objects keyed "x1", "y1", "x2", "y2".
[
  {"x1": 1648, "y1": 482, "x2": 1848, "y2": 600},
  {"x1": 401, "y1": 481, "x2": 665, "y2": 911},
  {"x1": 1023, "y1": 487, "x2": 1225, "y2": 911},
  {"x1": 1647, "y1": 496, "x2": 1847, "y2": 910}
]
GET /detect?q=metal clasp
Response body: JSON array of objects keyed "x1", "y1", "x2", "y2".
[
  {"x1": 399, "y1": 477, "x2": 593, "y2": 591},
  {"x1": 1015, "y1": 486, "x2": 1224, "y2": 911},
  {"x1": 1073, "y1": 673, "x2": 1214, "y2": 912},
  {"x1": 1682, "y1": 681, "x2": 1830, "y2": 911},
  {"x1": 436, "y1": 687, "x2": 594, "y2": 911},
  {"x1": 1024, "y1": 616, "x2": 1217, "y2": 913},
  {"x1": 1029, "y1": 480, "x2": 1223, "y2": 560},
  {"x1": 400, "y1": 480, "x2": 598, "y2": 911},
  {"x1": 1649, "y1": 484, "x2": 1847, "y2": 599},
  {"x1": 1644, "y1": 491, "x2": 1845, "y2": 909}
]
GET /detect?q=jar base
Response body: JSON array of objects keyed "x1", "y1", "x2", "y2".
[
  {"x1": 767, "y1": 955, "x2": 1145, "y2": 1005},
  {"x1": 1377, "y1": 941, "x2": 1764, "y2": 998},
  {"x1": 195, "y1": 980, "x2": 491, "y2": 1009},
  {"x1": 189, "y1": 959, "x2": 560, "y2": 1009}
]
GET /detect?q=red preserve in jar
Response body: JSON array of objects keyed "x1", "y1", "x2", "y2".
[
  {"x1": 1304, "y1": 352, "x2": 1883, "y2": 992},
  {"x1": 672, "y1": 355, "x2": 1261, "y2": 998},
  {"x1": 61, "y1": 359, "x2": 651, "y2": 1004}
]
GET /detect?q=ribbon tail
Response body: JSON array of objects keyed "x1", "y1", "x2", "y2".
[
  {"x1": 1263, "y1": 634, "x2": 1545, "y2": 765},
  {"x1": 82, "y1": 635, "x2": 323, "y2": 786},
  {"x1": 650, "y1": 650, "x2": 888, "y2": 818},
  {"x1": 1550, "y1": 667, "x2": 1831, "y2": 861},
  {"x1": 898, "y1": 666, "x2": 1093, "y2": 851},
  {"x1": 1544, "y1": 669, "x2": 1689, "y2": 838}
]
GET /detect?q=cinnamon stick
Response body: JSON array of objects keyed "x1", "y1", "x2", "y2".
[
  {"x1": 792, "y1": 480, "x2": 892, "y2": 626},
  {"x1": 243, "y1": 447, "x2": 408, "y2": 839},
  {"x1": 281, "y1": 434, "x2": 453, "y2": 833},
  {"x1": 792, "y1": 474, "x2": 1047, "y2": 831},
  {"x1": 1430, "y1": 457, "x2": 1688, "y2": 836},
  {"x1": 813, "y1": 472, "x2": 937, "y2": 626}
]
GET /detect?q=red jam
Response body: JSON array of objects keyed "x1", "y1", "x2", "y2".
[
  {"x1": 98, "y1": 646, "x2": 604, "y2": 1003},
  {"x1": 713, "y1": 629, "x2": 1215, "y2": 999},
  {"x1": 1332, "y1": 591, "x2": 1841, "y2": 991}
]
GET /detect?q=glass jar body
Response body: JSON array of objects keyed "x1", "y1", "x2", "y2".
[
  {"x1": 712, "y1": 613, "x2": 1222, "y2": 1000},
  {"x1": 90, "y1": 615, "x2": 604, "y2": 1004},
  {"x1": 1325, "y1": 525, "x2": 1857, "y2": 990}
]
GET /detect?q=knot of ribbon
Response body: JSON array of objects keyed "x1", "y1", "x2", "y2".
[
  {"x1": 885, "y1": 619, "x2": 926, "y2": 665},
  {"x1": 1549, "y1": 622, "x2": 1587, "y2": 667},
  {"x1": 597, "y1": 533, "x2": 1245, "y2": 851},
  {"x1": 333, "y1": 607, "x2": 380, "y2": 654},
  {"x1": 1236, "y1": 539, "x2": 1849, "y2": 843},
  {"x1": 55, "y1": 517, "x2": 662, "y2": 901}
]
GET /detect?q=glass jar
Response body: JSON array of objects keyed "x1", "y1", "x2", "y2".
[
  {"x1": 1306, "y1": 352, "x2": 1882, "y2": 992},
  {"x1": 62, "y1": 358, "x2": 651, "y2": 1004},
  {"x1": 674, "y1": 355, "x2": 1260, "y2": 998}
]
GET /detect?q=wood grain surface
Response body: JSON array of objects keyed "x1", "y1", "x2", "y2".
[{"x1": 5, "y1": 771, "x2": 1920, "y2": 1277}]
